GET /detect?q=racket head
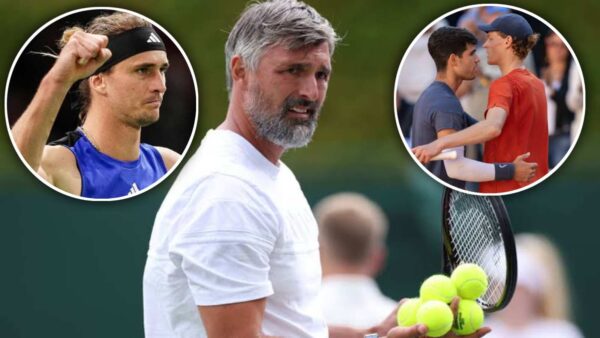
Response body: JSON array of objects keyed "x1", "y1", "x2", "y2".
[{"x1": 441, "y1": 188, "x2": 517, "y2": 312}]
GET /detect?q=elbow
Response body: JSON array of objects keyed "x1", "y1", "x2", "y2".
[
  {"x1": 444, "y1": 161, "x2": 461, "y2": 180},
  {"x1": 486, "y1": 124, "x2": 502, "y2": 139}
]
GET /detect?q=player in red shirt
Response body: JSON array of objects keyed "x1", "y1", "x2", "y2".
[{"x1": 413, "y1": 13, "x2": 548, "y2": 193}]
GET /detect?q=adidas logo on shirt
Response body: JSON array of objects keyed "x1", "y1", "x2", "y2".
[
  {"x1": 147, "y1": 32, "x2": 161, "y2": 44},
  {"x1": 128, "y1": 182, "x2": 140, "y2": 195}
]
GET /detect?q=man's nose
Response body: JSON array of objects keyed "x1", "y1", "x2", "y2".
[
  {"x1": 150, "y1": 71, "x2": 167, "y2": 93},
  {"x1": 297, "y1": 75, "x2": 319, "y2": 102}
]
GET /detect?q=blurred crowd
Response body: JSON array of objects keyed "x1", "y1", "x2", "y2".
[{"x1": 397, "y1": 6, "x2": 584, "y2": 169}]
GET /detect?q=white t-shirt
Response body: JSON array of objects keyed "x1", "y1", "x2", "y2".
[
  {"x1": 485, "y1": 317, "x2": 583, "y2": 338},
  {"x1": 143, "y1": 129, "x2": 327, "y2": 338},
  {"x1": 320, "y1": 275, "x2": 397, "y2": 329}
]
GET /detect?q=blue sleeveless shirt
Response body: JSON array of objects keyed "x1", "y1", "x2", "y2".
[{"x1": 50, "y1": 129, "x2": 168, "y2": 199}]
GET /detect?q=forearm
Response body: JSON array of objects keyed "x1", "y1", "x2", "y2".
[
  {"x1": 444, "y1": 147, "x2": 514, "y2": 182},
  {"x1": 443, "y1": 147, "x2": 493, "y2": 182},
  {"x1": 445, "y1": 158, "x2": 494, "y2": 182},
  {"x1": 329, "y1": 325, "x2": 367, "y2": 338},
  {"x1": 437, "y1": 119, "x2": 501, "y2": 150},
  {"x1": 11, "y1": 73, "x2": 72, "y2": 170}
]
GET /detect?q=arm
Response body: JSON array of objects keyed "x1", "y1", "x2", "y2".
[
  {"x1": 11, "y1": 31, "x2": 111, "y2": 174},
  {"x1": 444, "y1": 147, "x2": 537, "y2": 183},
  {"x1": 417, "y1": 129, "x2": 537, "y2": 182},
  {"x1": 198, "y1": 299, "x2": 280, "y2": 338},
  {"x1": 412, "y1": 107, "x2": 508, "y2": 164},
  {"x1": 155, "y1": 146, "x2": 181, "y2": 170},
  {"x1": 198, "y1": 299, "x2": 427, "y2": 338}
]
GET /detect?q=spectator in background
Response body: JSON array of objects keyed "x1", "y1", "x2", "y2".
[
  {"x1": 315, "y1": 192, "x2": 397, "y2": 329},
  {"x1": 396, "y1": 20, "x2": 446, "y2": 145},
  {"x1": 457, "y1": 6, "x2": 510, "y2": 43},
  {"x1": 541, "y1": 32, "x2": 575, "y2": 168},
  {"x1": 566, "y1": 59, "x2": 584, "y2": 144},
  {"x1": 486, "y1": 233, "x2": 583, "y2": 338}
]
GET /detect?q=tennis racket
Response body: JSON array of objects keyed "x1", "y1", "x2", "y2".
[
  {"x1": 441, "y1": 188, "x2": 517, "y2": 312},
  {"x1": 430, "y1": 150, "x2": 457, "y2": 161}
]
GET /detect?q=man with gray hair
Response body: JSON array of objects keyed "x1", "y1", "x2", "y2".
[{"x1": 143, "y1": 1, "x2": 436, "y2": 337}]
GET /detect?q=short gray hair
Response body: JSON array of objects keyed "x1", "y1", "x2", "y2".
[{"x1": 225, "y1": 0, "x2": 339, "y2": 95}]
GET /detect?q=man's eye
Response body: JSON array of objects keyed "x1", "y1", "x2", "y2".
[
  {"x1": 288, "y1": 67, "x2": 301, "y2": 74},
  {"x1": 316, "y1": 71, "x2": 329, "y2": 81},
  {"x1": 137, "y1": 68, "x2": 150, "y2": 74}
]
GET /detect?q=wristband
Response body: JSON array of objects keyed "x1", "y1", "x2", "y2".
[{"x1": 494, "y1": 163, "x2": 515, "y2": 181}]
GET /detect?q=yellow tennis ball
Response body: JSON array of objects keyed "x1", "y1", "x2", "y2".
[
  {"x1": 416, "y1": 300, "x2": 454, "y2": 337},
  {"x1": 451, "y1": 263, "x2": 489, "y2": 300},
  {"x1": 452, "y1": 299, "x2": 484, "y2": 335},
  {"x1": 420, "y1": 274, "x2": 457, "y2": 303},
  {"x1": 396, "y1": 298, "x2": 422, "y2": 327}
]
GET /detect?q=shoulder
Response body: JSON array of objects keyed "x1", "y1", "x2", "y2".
[
  {"x1": 154, "y1": 146, "x2": 181, "y2": 170},
  {"x1": 39, "y1": 145, "x2": 81, "y2": 195},
  {"x1": 490, "y1": 74, "x2": 515, "y2": 94},
  {"x1": 423, "y1": 84, "x2": 461, "y2": 111}
]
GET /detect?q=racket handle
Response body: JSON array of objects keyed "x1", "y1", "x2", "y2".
[{"x1": 431, "y1": 150, "x2": 457, "y2": 161}]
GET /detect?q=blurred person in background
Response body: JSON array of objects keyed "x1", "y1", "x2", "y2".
[
  {"x1": 315, "y1": 192, "x2": 396, "y2": 329},
  {"x1": 396, "y1": 20, "x2": 446, "y2": 146},
  {"x1": 486, "y1": 233, "x2": 583, "y2": 338},
  {"x1": 541, "y1": 31, "x2": 576, "y2": 168},
  {"x1": 566, "y1": 59, "x2": 584, "y2": 144}
]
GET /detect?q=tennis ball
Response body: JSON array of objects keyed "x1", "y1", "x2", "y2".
[
  {"x1": 420, "y1": 274, "x2": 457, "y2": 303},
  {"x1": 396, "y1": 298, "x2": 422, "y2": 327},
  {"x1": 451, "y1": 263, "x2": 489, "y2": 300},
  {"x1": 452, "y1": 299, "x2": 484, "y2": 335},
  {"x1": 416, "y1": 300, "x2": 453, "y2": 337}
]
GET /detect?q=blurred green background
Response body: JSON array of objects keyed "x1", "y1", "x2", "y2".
[{"x1": 0, "y1": 0, "x2": 597, "y2": 337}]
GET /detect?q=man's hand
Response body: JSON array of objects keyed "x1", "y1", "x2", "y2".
[
  {"x1": 412, "y1": 141, "x2": 443, "y2": 164},
  {"x1": 385, "y1": 324, "x2": 428, "y2": 338},
  {"x1": 440, "y1": 298, "x2": 491, "y2": 338},
  {"x1": 366, "y1": 298, "x2": 491, "y2": 338},
  {"x1": 47, "y1": 30, "x2": 112, "y2": 85},
  {"x1": 512, "y1": 152, "x2": 538, "y2": 183}
]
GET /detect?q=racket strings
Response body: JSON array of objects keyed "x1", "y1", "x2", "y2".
[{"x1": 447, "y1": 193, "x2": 507, "y2": 308}]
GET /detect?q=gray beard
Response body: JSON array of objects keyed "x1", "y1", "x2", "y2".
[{"x1": 245, "y1": 84, "x2": 321, "y2": 149}]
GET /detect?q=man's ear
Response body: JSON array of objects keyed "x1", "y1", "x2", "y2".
[
  {"x1": 448, "y1": 53, "x2": 458, "y2": 68},
  {"x1": 231, "y1": 55, "x2": 246, "y2": 82},
  {"x1": 504, "y1": 35, "x2": 513, "y2": 48},
  {"x1": 89, "y1": 74, "x2": 107, "y2": 95}
]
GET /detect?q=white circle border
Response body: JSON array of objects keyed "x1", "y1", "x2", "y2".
[
  {"x1": 393, "y1": 3, "x2": 586, "y2": 196},
  {"x1": 4, "y1": 6, "x2": 199, "y2": 202}
]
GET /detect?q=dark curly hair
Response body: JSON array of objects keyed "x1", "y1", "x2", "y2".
[{"x1": 428, "y1": 27, "x2": 477, "y2": 72}]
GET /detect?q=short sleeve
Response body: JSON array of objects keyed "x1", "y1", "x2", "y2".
[
  {"x1": 431, "y1": 106, "x2": 466, "y2": 132},
  {"x1": 167, "y1": 175, "x2": 280, "y2": 306},
  {"x1": 488, "y1": 77, "x2": 513, "y2": 113}
]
